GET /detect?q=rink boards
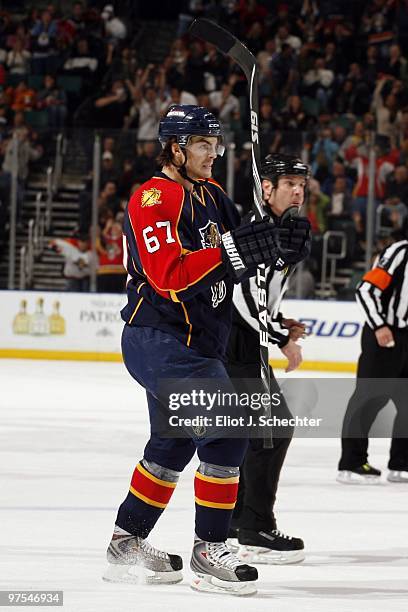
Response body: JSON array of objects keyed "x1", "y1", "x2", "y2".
[{"x1": 0, "y1": 291, "x2": 364, "y2": 372}]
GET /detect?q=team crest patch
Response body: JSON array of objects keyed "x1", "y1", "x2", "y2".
[
  {"x1": 199, "y1": 221, "x2": 220, "y2": 249},
  {"x1": 141, "y1": 187, "x2": 162, "y2": 207}
]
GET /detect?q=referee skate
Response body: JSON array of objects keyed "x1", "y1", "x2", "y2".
[{"x1": 229, "y1": 528, "x2": 305, "y2": 565}]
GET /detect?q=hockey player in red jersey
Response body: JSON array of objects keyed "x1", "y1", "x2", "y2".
[{"x1": 104, "y1": 106, "x2": 310, "y2": 595}]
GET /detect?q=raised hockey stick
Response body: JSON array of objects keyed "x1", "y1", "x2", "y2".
[{"x1": 189, "y1": 18, "x2": 273, "y2": 448}]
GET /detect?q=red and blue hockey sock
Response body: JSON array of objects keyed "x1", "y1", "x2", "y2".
[
  {"x1": 116, "y1": 459, "x2": 179, "y2": 538},
  {"x1": 194, "y1": 461, "x2": 239, "y2": 542}
]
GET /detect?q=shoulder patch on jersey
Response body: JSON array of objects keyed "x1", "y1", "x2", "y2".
[{"x1": 141, "y1": 187, "x2": 162, "y2": 208}]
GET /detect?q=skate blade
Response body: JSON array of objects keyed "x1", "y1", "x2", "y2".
[
  {"x1": 103, "y1": 563, "x2": 183, "y2": 585},
  {"x1": 238, "y1": 545, "x2": 305, "y2": 565},
  {"x1": 191, "y1": 574, "x2": 257, "y2": 596},
  {"x1": 387, "y1": 471, "x2": 408, "y2": 483},
  {"x1": 336, "y1": 472, "x2": 381, "y2": 485}
]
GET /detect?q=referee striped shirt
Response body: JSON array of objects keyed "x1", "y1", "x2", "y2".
[
  {"x1": 357, "y1": 240, "x2": 408, "y2": 330},
  {"x1": 232, "y1": 264, "x2": 293, "y2": 347}
]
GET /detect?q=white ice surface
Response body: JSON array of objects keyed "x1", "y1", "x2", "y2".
[{"x1": 0, "y1": 360, "x2": 407, "y2": 612}]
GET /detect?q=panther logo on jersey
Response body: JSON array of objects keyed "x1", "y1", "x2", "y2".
[
  {"x1": 141, "y1": 187, "x2": 162, "y2": 207},
  {"x1": 199, "y1": 221, "x2": 220, "y2": 249}
]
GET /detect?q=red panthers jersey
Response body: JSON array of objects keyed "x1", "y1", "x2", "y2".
[{"x1": 121, "y1": 171, "x2": 241, "y2": 359}]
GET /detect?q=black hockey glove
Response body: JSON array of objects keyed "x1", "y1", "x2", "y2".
[
  {"x1": 275, "y1": 207, "x2": 311, "y2": 268},
  {"x1": 221, "y1": 219, "x2": 279, "y2": 281}
]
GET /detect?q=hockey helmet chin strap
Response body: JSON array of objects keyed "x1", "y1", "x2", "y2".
[{"x1": 176, "y1": 152, "x2": 205, "y2": 187}]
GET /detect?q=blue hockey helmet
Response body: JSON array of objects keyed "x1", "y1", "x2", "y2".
[
  {"x1": 261, "y1": 154, "x2": 310, "y2": 185},
  {"x1": 158, "y1": 105, "x2": 225, "y2": 156}
]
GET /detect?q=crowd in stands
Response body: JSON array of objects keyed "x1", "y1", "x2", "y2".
[
  {"x1": 0, "y1": 1, "x2": 130, "y2": 271},
  {"x1": 2, "y1": 0, "x2": 408, "y2": 294}
]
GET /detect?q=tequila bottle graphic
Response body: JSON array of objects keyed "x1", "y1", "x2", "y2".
[
  {"x1": 13, "y1": 300, "x2": 30, "y2": 334},
  {"x1": 29, "y1": 298, "x2": 50, "y2": 336},
  {"x1": 49, "y1": 301, "x2": 66, "y2": 335}
]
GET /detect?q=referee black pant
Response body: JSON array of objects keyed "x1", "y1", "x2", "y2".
[
  {"x1": 339, "y1": 324, "x2": 408, "y2": 471},
  {"x1": 226, "y1": 362, "x2": 293, "y2": 532}
]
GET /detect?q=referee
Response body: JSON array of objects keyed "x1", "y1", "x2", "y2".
[
  {"x1": 338, "y1": 235, "x2": 408, "y2": 484},
  {"x1": 226, "y1": 154, "x2": 311, "y2": 564}
]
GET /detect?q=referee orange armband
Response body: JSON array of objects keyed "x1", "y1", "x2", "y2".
[{"x1": 362, "y1": 267, "x2": 392, "y2": 291}]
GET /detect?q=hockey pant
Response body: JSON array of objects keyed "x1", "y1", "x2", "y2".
[{"x1": 116, "y1": 324, "x2": 248, "y2": 542}]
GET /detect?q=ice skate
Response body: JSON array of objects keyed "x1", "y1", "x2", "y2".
[
  {"x1": 387, "y1": 470, "x2": 408, "y2": 483},
  {"x1": 337, "y1": 463, "x2": 381, "y2": 485},
  {"x1": 226, "y1": 525, "x2": 239, "y2": 554},
  {"x1": 237, "y1": 528, "x2": 305, "y2": 565},
  {"x1": 190, "y1": 536, "x2": 257, "y2": 596},
  {"x1": 103, "y1": 528, "x2": 183, "y2": 585}
]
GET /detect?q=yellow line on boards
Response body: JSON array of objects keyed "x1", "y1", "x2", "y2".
[
  {"x1": 0, "y1": 349, "x2": 357, "y2": 372},
  {"x1": 269, "y1": 359, "x2": 357, "y2": 373},
  {"x1": 0, "y1": 349, "x2": 123, "y2": 362}
]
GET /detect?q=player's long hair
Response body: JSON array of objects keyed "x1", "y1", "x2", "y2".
[{"x1": 157, "y1": 137, "x2": 177, "y2": 167}]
